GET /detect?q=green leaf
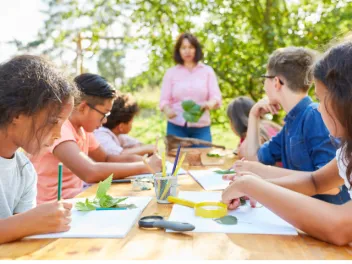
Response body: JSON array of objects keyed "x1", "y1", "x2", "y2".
[
  {"x1": 207, "y1": 153, "x2": 221, "y2": 157},
  {"x1": 182, "y1": 100, "x2": 204, "y2": 123},
  {"x1": 75, "y1": 174, "x2": 135, "y2": 211},
  {"x1": 214, "y1": 169, "x2": 235, "y2": 174},
  {"x1": 214, "y1": 215, "x2": 238, "y2": 225},
  {"x1": 96, "y1": 174, "x2": 113, "y2": 199},
  {"x1": 75, "y1": 198, "x2": 97, "y2": 211}
]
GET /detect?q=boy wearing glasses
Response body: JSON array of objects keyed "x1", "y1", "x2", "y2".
[
  {"x1": 236, "y1": 47, "x2": 349, "y2": 204},
  {"x1": 31, "y1": 73, "x2": 161, "y2": 204}
]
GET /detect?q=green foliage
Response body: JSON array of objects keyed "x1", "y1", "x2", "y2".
[
  {"x1": 21, "y1": 0, "x2": 352, "y2": 127},
  {"x1": 214, "y1": 215, "x2": 238, "y2": 225},
  {"x1": 75, "y1": 174, "x2": 132, "y2": 211},
  {"x1": 182, "y1": 100, "x2": 205, "y2": 123},
  {"x1": 97, "y1": 49, "x2": 125, "y2": 87}
]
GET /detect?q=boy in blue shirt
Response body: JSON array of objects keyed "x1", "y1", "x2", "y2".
[{"x1": 240, "y1": 47, "x2": 349, "y2": 204}]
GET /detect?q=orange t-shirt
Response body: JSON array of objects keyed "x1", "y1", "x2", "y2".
[{"x1": 31, "y1": 120, "x2": 100, "y2": 204}]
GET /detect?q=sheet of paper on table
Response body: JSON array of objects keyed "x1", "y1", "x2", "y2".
[
  {"x1": 167, "y1": 191, "x2": 298, "y2": 236},
  {"x1": 26, "y1": 196, "x2": 152, "y2": 239},
  {"x1": 188, "y1": 168, "x2": 230, "y2": 191}
]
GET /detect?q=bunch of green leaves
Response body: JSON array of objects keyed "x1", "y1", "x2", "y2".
[
  {"x1": 182, "y1": 100, "x2": 204, "y2": 123},
  {"x1": 75, "y1": 175, "x2": 136, "y2": 211}
]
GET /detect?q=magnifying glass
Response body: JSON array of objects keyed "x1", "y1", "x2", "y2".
[
  {"x1": 138, "y1": 216, "x2": 195, "y2": 232},
  {"x1": 167, "y1": 196, "x2": 228, "y2": 218}
]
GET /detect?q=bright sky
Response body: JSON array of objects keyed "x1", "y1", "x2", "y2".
[{"x1": 0, "y1": 0, "x2": 147, "y2": 78}]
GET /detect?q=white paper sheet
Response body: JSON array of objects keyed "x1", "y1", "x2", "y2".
[
  {"x1": 113, "y1": 161, "x2": 186, "y2": 181},
  {"x1": 189, "y1": 168, "x2": 230, "y2": 190},
  {"x1": 167, "y1": 191, "x2": 298, "y2": 235},
  {"x1": 26, "y1": 196, "x2": 152, "y2": 239}
]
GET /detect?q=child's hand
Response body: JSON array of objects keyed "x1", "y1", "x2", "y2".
[
  {"x1": 250, "y1": 98, "x2": 281, "y2": 118},
  {"x1": 147, "y1": 153, "x2": 162, "y2": 173},
  {"x1": 222, "y1": 171, "x2": 260, "y2": 182},
  {"x1": 231, "y1": 160, "x2": 257, "y2": 173},
  {"x1": 143, "y1": 144, "x2": 155, "y2": 155},
  {"x1": 26, "y1": 201, "x2": 72, "y2": 235},
  {"x1": 222, "y1": 174, "x2": 257, "y2": 210}
]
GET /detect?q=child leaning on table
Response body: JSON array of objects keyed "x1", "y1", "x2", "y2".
[
  {"x1": 31, "y1": 73, "x2": 162, "y2": 204},
  {"x1": 0, "y1": 55, "x2": 77, "y2": 243}
]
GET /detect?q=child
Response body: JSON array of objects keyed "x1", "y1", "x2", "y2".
[
  {"x1": 0, "y1": 55, "x2": 77, "y2": 243},
  {"x1": 227, "y1": 96, "x2": 281, "y2": 157},
  {"x1": 94, "y1": 93, "x2": 155, "y2": 156},
  {"x1": 31, "y1": 73, "x2": 161, "y2": 204},
  {"x1": 239, "y1": 47, "x2": 349, "y2": 204},
  {"x1": 222, "y1": 41, "x2": 352, "y2": 245}
]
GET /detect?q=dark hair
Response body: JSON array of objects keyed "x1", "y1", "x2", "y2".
[
  {"x1": 227, "y1": 96, "x2": 255, "y2": 137},
  {"x1": 227, "y1": 96, "x2": 282, "y2": 142},
  {"x1": 173, "y1": 33, "x2": 203, "y2": 64},
  {"x1": 103, "y1": 93, "x2": 139, "y2": 130},
  {"x1": 0, "y1": 55, "x2": 77, "y2": 141},
  {"x1": 74, "y1": 73, "x2": 116, "y2": 106},
  {"x1": 314, "y1": 41, "x2": 352, "y2": 186},
  {"x1": 268, "y1": 47, "x2": 317, "y2": 93}
]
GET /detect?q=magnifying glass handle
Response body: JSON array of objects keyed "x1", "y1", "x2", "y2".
[{"x1": 153, "y1": 220, "x2": 195, "y2": 232}]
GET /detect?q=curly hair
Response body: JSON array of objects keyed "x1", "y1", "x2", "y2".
[
  {"x1": 0, "y1": 55, "x2": 78, "y2": 134},
  {"x1": 0, "y1": 55, "x2": 78, "y2": 154},
  {"x1": 103, "y1": 93, "x2": 139, "y2": 129}
]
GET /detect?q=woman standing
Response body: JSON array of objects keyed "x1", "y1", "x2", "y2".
[{"x1": 160, "y1": 33, "x2": 222, "y2": 143}]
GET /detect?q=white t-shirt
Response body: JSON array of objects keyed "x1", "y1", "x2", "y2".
[
  {"x1": 0, "y1": 151, "x2": 37, "y2": 218},
  {"x1": 336, "y1": 147, "x2": 352, "y2": 199},
  {"x1": 94, "y1": 127, "x2": 141, "y2": 155}
]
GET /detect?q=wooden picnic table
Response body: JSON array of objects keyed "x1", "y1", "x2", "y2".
[{"x1": 1, "y1": 148, "x2": 351, "y2": 260}]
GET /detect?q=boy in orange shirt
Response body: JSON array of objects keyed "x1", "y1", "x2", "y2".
[{"x1": 32, "y1": 73, "x2": 161, "y2": 204}]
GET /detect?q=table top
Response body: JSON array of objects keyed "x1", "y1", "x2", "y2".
[{"x1": 1, "y1": 149, "x2": 351, "y2": 260}]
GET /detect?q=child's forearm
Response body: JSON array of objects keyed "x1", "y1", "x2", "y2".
[
  {"x1": 230, "y1": 176, "x2": 351, "y2": 245},
  {"x1": 254, "y1": 164, "x2": 300, "y2": 179},
  {"x1": 84, "y1": 162, "x2": 148, "y2": 183},
  {"x1": 121, "y1": 145, "x2": 154, "y2": 156},
  {"x1": 243, "y1": 114, "x2": 261, "y2": 160},
  {"x1": 0, "y1": 213, "x2": 34, "y2": 244},
  {"x1": 107, "y1": 153, "x2": 142, "y2": 162}
]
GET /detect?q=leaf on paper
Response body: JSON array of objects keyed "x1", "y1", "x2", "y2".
[{"x1": 213, "y1": 215, "x2": 238, "y2": 225}]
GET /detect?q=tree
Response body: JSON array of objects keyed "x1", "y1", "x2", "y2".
[{"x1": 97, "y1": 49, "x2": 125, "y2": 87}]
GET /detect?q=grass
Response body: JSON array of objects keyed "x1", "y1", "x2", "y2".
[{"x1": 128, "y1": 88, "x2": 240, "y2": 149}]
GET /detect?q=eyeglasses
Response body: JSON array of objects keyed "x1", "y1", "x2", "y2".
[
  {"x1": 87, "y1": 103, "x2": 111, "y2": 122},
  {"x1": 261, "y1": 75, "x2": 284, "y2": 85}
]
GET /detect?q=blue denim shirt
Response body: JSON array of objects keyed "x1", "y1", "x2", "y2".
[{"x1": 258, "y1": 96, "x2": 335, "y2": 171}]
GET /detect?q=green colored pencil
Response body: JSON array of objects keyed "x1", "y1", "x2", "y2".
[{"x1": 58, "y1": 162, "x2": 63, "y2": 201}]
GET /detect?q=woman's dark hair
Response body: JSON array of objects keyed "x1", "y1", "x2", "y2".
[
  {"x1": 103, "y1": 93, "x2": 139, "y2": 130},
  {"x1": 227, "y1": 96, "x2": 255, "y2": 137},
  {"x1": 313, "y1": 41, "x2": 352, "y2": 187},
  {"x1": 74, "y1": 73, "x2": 116, "y2": 106},
  {"x1": 0, "y1": 55, "x2": 78, "y2": 141},
  {"x1": 173, "y1": 33, "x2": 203, "y2": 64}
]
